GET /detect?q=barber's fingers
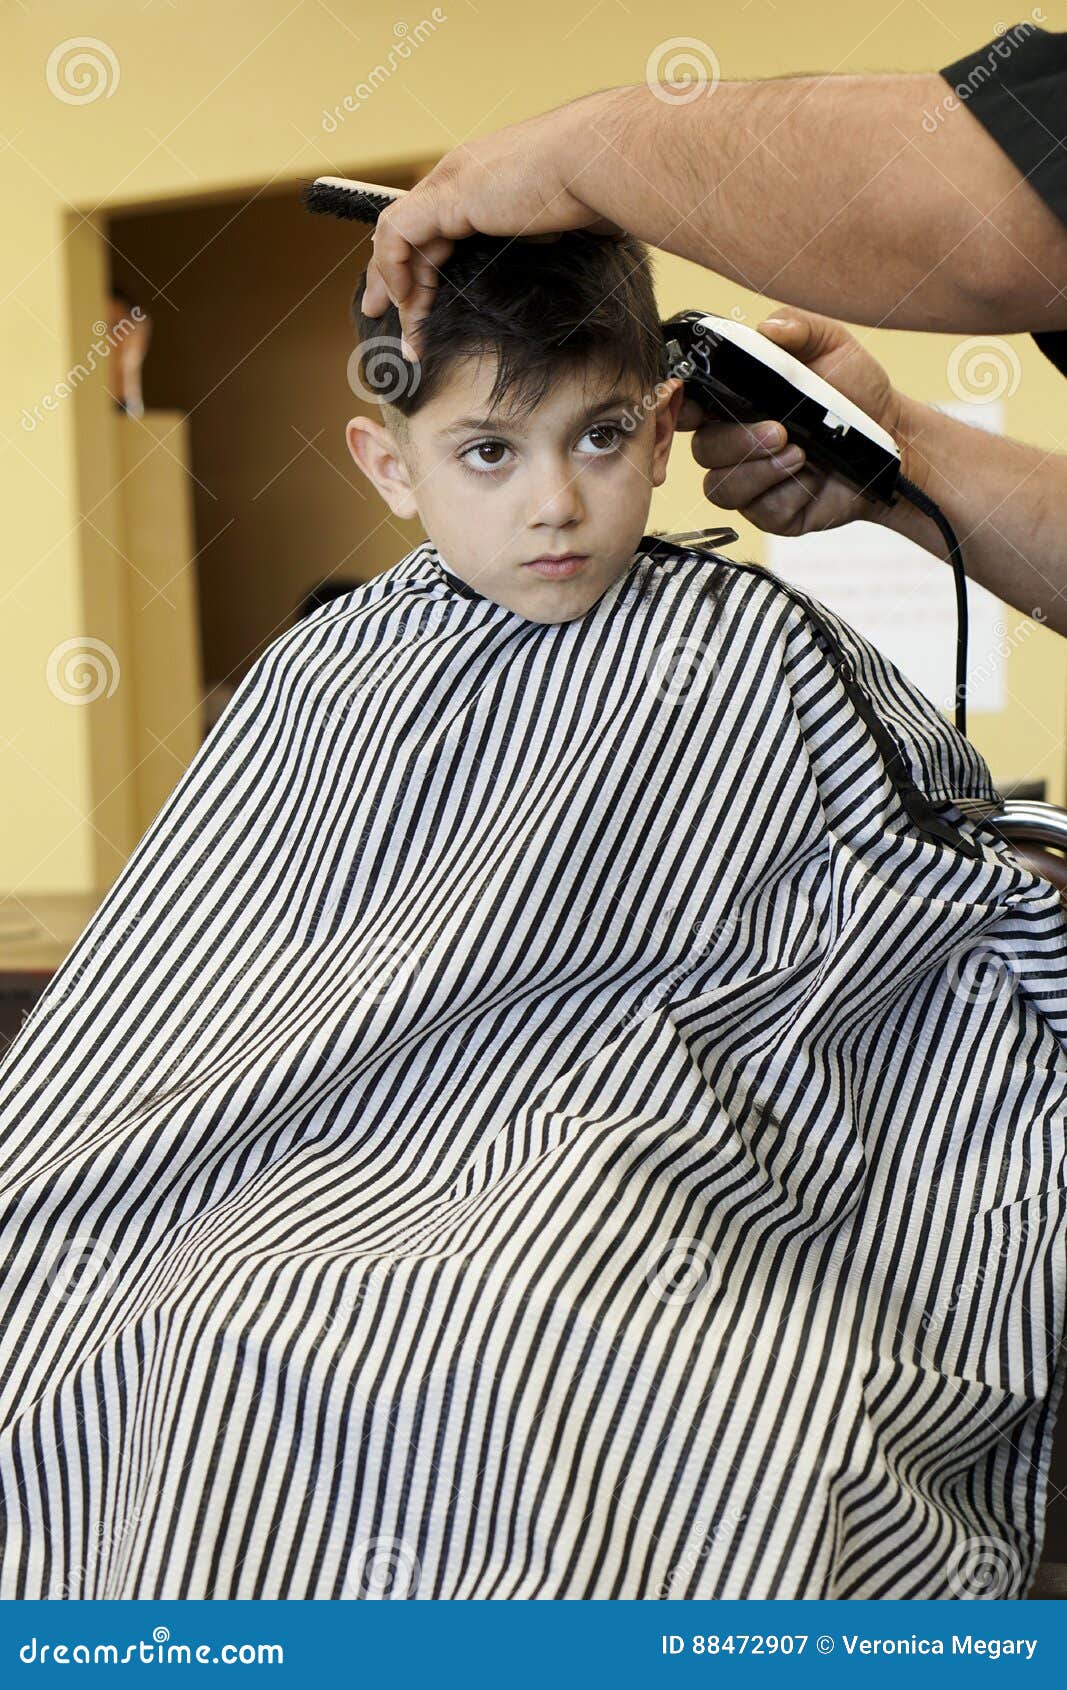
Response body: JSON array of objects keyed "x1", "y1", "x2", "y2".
[
  {"x1": 362, "y1": 233, "x2": 455, "y2": 359},
  {"x1": 739, "y1": 466, "x2": 826, "y2": 535},
  {"x1": 395, "y1": 231, "x2": 563, "y2": 355},
  {"x1": 687, "y1": 417, "x2": 793, "y2": 470},
  {"x1": 361, "y1": 255, "x2": 389, "y2": 320},
  {"x1": 701, "y1": 442, "x2": 807, "y2": 512},
  {"x1": 676, "y1": 396, "x2": 723, "y2": 434},
  {"x1": 675, "y1": 398, "x2": 703, "y2": 432},
  {"x1": 679, "y1": 408, "x2": 787, "y2": 454},
  {"x1": 363, "y1": 183, "x2": 471, "y2": 321},
  {"x1": 394, "y1": 238, "x2": 455, "y2": 356},
  {"x1": 756, "y1": 310, "x2": 838, "y2": 360}
]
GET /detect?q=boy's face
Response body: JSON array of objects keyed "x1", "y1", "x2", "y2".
[{"x1": 346, "y1": 352, "x2": 685, "y2": 623}]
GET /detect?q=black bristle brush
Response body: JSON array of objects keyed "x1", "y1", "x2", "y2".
[{"x1": 300, "y1": 176, "x2": 406, "y2": 225}]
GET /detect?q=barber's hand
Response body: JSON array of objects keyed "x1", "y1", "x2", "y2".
[
  {"x1": 360, "y1": 94, "x2": 626, "y2": 357},
  {"x1": 679, "y1": 307, "x2": 908, "y2": 538}
]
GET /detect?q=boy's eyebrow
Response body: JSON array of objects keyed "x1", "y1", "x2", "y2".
[{"x1": 435, "y1": 391, "x2": 641, "y2": 439}]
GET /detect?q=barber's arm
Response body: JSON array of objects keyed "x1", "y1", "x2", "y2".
[
  {"x1": 361, "y1": 67, "x2": 1067, "y2": 349},
  {"x1": 687, "y1": 308, "x2": 1067, "y2": 640}
]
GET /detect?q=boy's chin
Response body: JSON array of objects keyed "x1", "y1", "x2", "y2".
[
  {"x1": 525, "y1": 594, "x2": 607, "y2": 625},
  {"x1": 523, "y1": 605, "x2": 589, "y2": 625}
]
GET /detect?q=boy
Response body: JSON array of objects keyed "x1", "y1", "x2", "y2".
[
  {"x1": 0, "y1": 230, "x2": 1065, "y2": 1603},
  {"x1": 344, "y1": 228, "x2": 681, "y2": 622}
]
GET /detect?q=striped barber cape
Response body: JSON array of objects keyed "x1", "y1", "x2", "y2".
[{"x1": 0, "y1": 533, "x2": 1065, "y2": 1600}]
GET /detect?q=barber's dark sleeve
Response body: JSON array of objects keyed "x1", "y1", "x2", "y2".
[{"x1": 939, "y1": 25, "x2": 1067, "y2": 373}]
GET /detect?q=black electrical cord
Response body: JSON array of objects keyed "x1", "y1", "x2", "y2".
[{"x1": 895, "y1": 474, "x2": 969, "y2": 741}]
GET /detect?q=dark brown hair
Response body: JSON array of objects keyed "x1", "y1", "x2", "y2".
[{"x1": 349, "y1": 229, "x2": 667, "y2": 438}]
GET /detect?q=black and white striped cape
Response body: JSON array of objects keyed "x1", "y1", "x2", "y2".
[{"x1": 1, "y1": 534, "x2": 1065, "y2": 1601}]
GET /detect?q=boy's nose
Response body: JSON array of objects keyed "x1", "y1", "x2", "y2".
[{"x1": 527, "y1": 462, "x2": 584, "y2": 525}]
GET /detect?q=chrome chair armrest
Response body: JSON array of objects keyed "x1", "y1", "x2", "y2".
[
  {"x1": 984, "y1": 798, "x2": 1067, "y2": 898},
  {"x1": 987, "y1": 798, "x2": 1067, "y2": 852}
]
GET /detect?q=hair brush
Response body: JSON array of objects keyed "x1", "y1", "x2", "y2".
[{"x1": 300, "y1": 175, "x2": 406, "y2": 224}]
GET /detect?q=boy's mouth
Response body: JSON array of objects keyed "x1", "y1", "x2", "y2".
[{"x1": 523, "y1": 553, "x2": 589, "y2": 580}]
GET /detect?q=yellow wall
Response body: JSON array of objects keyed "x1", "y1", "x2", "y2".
[
  {"x1": 3, "y1": 0, "x2": 1065, "y2": 894},
  {"x1": 106, "y1": 187, "x2": 422, "y2": 689},
  {"x1": 113, "y1": 410, "x2": 204, "y2": 833}
]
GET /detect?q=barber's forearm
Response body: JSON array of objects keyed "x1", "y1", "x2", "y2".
[
  {"x1": 880, "y1": 396, "x2": 1067, "y2": 637},
  {"x1": 563, "y1": 80, "x2": 1067, "y2": 332}
]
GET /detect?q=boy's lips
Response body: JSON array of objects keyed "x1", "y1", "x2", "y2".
[{"x1": 523, "y1": 553, "x2": 589, "y2": 580}]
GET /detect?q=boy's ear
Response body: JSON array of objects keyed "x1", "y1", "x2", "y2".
[
  {"x1": 345, "y1": 416, "x2": 419, "y2": 520},
  {"x1": 650, "y1": 376, "x2": 686, "y2": 486}
]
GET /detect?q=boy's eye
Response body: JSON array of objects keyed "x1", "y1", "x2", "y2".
[
  {"x1": 457, "y1": 421, "x2": 625, "y2": 477},
  {"x1": 459, "y1": 440, "x2": 511, "y2": 474},
  {"x1": 580, "y1": 422, "x2": 624, "y2": 454}
]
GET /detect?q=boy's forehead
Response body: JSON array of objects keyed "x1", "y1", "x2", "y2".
[{"x1": 422, "y1": 355, "x2": 643, "y2": 438}]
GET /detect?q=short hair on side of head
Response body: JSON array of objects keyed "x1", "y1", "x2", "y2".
[{"x1": 349, "y1": 230, "x2": 667, "y2": 440}]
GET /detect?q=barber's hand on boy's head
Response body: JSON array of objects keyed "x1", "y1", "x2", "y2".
[
  {"x1": 678, "y1": 307, "x2": 908, "y2": 540},
  {"x1": 366, "y1": 231, "x2": 570, "y2": 361},
  {"x1": 360, "y1": 99, "x2": 627, "y2": 360}
]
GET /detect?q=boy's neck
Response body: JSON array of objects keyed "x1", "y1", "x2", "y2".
[{"x1": 433, "y1": 545, "x2": 485, "y2": 601}]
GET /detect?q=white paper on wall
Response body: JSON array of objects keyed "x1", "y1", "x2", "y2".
[{"x1": 762, "y1": 400, "x2": 1009, "y2": 716}]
